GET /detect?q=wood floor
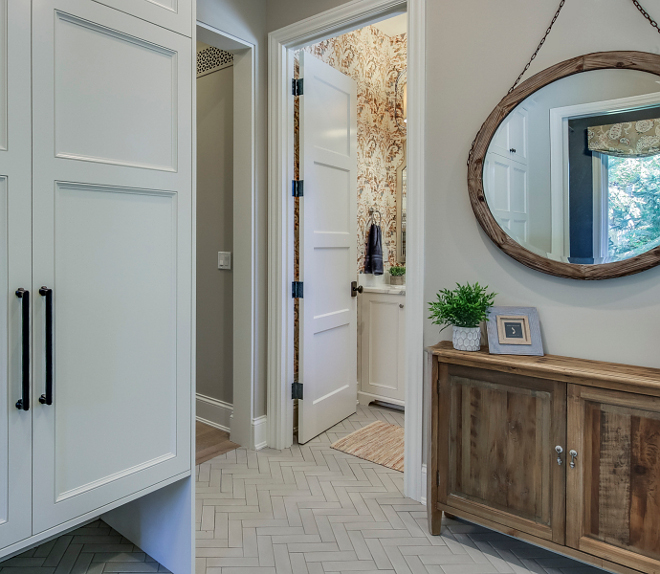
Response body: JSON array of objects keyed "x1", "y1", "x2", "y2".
[{"x1": 196, "y1": 421, "x2": 239, "y2": 465}]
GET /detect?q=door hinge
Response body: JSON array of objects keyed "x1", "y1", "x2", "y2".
[
  {"x1": 292, "y1": 382, "x2": 304, "y2": 400},
  {"x1": 292, "y1": 180, "x2": 304, "y2": 197},
  {"x1": 292, "y1": 281, "x2": 304, "y2": 299},
  {"x1": 292, "y1": 78, "x2": 304, "y2": 96}
]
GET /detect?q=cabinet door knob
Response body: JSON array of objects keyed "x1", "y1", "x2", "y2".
[
  {"x1": 569, "y1": 449, "x2": 578, "y2": 468},
  {"x1": 509, "y1": 148, "x2": 517, "y2": 153},
  {"x1": 555, "y1": 445, "x2": 563, "y2": 466},
  {"x1": 399, "y1": 304, "x2": 404, "y2": 309}
]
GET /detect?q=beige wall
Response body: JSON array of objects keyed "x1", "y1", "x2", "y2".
[
  {"x1": 268, "y1": 0, "x2": 660, "y2": 369},
  {"x1": 198, "y1": 0, "x2": 269, "y2": 417},
  {"x1": 196, "y1": 65, "x2": 234, "y2": 404}
]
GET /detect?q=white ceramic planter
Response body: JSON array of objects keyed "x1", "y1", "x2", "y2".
[
  {"x1": 390, "y1": 275, "x2": 405, "y2": 285},
  {"x1": 452, "y1": 326, "x2": 481, "y2": 351}
]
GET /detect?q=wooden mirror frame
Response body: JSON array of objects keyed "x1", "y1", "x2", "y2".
[{"x1": 468, "y1": 51, "x2": 660, "y2": 280}]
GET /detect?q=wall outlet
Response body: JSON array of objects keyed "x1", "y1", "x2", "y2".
[{"x1": 218, "y1": 251, "x2": 232, "y2": 270}]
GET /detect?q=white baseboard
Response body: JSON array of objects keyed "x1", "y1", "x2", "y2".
[
  {"x1": 196, "y1": 394, "x2": 232, "y2": 433},
  {"x1": 420, "y1": 464, "x2": 427, "y2": 506},
  {"x1": 252, "y1": 416, "x2": 268, "y2": 450}
]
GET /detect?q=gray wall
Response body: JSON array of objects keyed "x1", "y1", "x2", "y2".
[
  {"x1": 198, "y1": 0, "x2": 268, "y2": 417},
  {"x1": 267, "y1": 0, "x2": 660, "y2": 369},
  {"x1": 196, "y1": 65, "x2": 234, "y2": 404}
]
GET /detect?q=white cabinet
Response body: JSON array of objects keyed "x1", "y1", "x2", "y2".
[
  {"x1": 92, "y1": 0, "x2": 192, "y2": 36},
  {"x1": 0, "y1": 0, "x2": 33, "y2": 551},
  {"x1": 0, "y1": 0, "x2": 193, "y2": 563},
  {"x1": 358, "y1": 291, "x2": 406, "y2": 407}
]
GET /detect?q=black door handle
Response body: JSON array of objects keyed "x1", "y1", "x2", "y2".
[
  {"x1": 39, "y1": 287, "x2": 53, "y2": 406},
  {"x1": 15, "y1": 288, "x2": 29, "y2": 411},
  {"x1": 351, "y1": 281, "x2": 363, "y2": 297}
]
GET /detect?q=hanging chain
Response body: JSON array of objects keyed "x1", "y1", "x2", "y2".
[
  {"x1": 508, "y1": 0, "x2": 566, "y2": 94},
  {"x1": 630, "y1": 0, "x2": 660, "y2": 34}
]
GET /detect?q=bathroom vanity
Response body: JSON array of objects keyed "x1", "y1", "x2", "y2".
[
  {"x1": 358, "y1": 286, "x2": 406, "y2": 407},
  {"x1": 428, "y1": 341, "x2": 660, "y2": 574}
]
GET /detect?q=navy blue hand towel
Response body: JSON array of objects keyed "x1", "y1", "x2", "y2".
[{"x1": 364, "y1": 224, "x2": 384, "y2": 275}]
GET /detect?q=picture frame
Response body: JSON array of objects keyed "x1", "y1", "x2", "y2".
[{"x1": 486, "y1": 306, "x2": 544, "y2": 356}]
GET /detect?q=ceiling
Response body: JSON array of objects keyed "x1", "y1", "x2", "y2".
[{"x1": 372, "y1": 13, "x2": 407, "y2": 37}]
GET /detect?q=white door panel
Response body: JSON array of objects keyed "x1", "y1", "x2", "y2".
[
  {"x1": 298, "y1": 53, "x2": 358, "y2": 444},
  {"x1": 92, "y1": 0, "x2": 192, "y2": 37},
  {"x1": 0, "y1": 1, "x2": 32, "y2": 550},
  {"x1": 32, "y1": 0, "x2": 191, "y2": 533},
  {"x1": 485, "y1": 155, "x2": 530, "y2": 244}
]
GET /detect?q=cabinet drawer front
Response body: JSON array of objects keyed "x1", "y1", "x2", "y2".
[
  {"x1": 567, "y1": 385, "x2": 660, "y2": 573},
  {"x1": 439, "y1": 365, "x2": 566, "y2": 543}
]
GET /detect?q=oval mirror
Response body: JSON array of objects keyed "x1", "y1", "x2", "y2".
[{"x1": 469, "y1": 52, "x2": 660, "y2": 279}]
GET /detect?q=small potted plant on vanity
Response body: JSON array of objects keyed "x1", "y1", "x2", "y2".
[
  {"x1": 389, "y1": 264, "x2": 406, "y2": 285},
  {"x1": 428, "y1": 282, "x2": 496, "y2": 351}
]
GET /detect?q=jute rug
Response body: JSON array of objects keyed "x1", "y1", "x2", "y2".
[{"x1": 330, "y1": 420, "x2": 404, "y2": 472}]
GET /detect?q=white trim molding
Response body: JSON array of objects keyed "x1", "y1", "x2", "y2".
[
  {"x1": 196, "y1": 394, "x2": 233, "y2": 433},
  {"x1": 252, "y1": 416, "x2": 268, "y2": 451},
  {"x1": 267, "y1": 0, "x2": 427, "y2": 502}
]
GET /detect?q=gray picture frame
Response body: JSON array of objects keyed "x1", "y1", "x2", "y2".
[{"x1": 486, "y1": 306, "x2": 544, "y2": 356}]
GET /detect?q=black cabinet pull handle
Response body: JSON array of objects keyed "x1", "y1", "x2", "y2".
[
  {"x1": 39, "y1": 287, "x2": 53, "y2": 406},
  {"x1": 15, "y1": 288, "x2": 29, "y2": 411}
]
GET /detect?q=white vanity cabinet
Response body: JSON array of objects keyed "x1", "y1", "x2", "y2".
[
  {"x1": 358, "y1": 289, "x2": 406, "y2": 407},
  {"x1": 0, "y1": 1, "x2": 193, "y2": 570}
]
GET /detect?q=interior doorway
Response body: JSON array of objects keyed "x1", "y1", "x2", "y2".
[
  {"x1": 194, "y1": 23, "x2": 258, "y2": 450},
  {"x1": 292, "y1": 13, "x2": 409, "y2": 449},
  {"x1": 268, "y1": 0, "x2": 427, "y2": 501}
]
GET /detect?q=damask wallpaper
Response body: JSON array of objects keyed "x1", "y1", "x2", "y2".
[{"x1": 302, "y1": 25, "x2": 407, "y2": 271}]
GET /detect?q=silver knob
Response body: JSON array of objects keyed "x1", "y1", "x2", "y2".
[
  {"x1": 555, "y1": 445, "x2": 563, "y2": 466},
  {"x1": 569, "y1": 449, "x2": 578, "y2": 469}
]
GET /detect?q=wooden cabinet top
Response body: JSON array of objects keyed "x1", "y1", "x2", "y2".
[{"x1": 429, "y1": 340, "x2": 660, "y2": 396}]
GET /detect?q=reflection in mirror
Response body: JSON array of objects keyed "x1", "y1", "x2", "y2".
[
  {"x1": 484, "y1": 69, "x2": 660, "y2": 265},
  {"x1": 396, "y1": 160, "x2": 407, "y2": 262}
]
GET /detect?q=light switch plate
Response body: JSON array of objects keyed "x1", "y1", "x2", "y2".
[{"x1": 218, "y1": 251, "x2": 232, "y2": 270}]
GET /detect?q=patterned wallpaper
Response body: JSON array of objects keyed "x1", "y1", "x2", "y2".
[{"x1": 303, "y1": 25, "x2": 407, "y2": 270}]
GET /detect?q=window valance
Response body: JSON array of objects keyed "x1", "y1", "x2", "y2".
[{"x1": 587, "y1": 119, "x2": 660, "y2": 158}]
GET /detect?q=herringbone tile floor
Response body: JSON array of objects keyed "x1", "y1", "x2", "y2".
[{"x1": 194, "y1": 404, "x2": 608, "y2": 574}]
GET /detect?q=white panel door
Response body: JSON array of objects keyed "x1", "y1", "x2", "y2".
[
  {"x1": 489, "y1": 108, "x2": 528, "y2": 165},
  {"x1": 298, "y1": 53, "x2": 358, "y2": 444},
  {"x1": 0, "y1": 1, "x2": 32, "y2": 550},
  {"x1": 484, "y1": 155, "x2": 529, "y2": 243},
  {"x1": 92, "y1": 0, "x2": 192, "y2": 36},
  {"x1": 358, "y1": 293, "x2": 405, "y2": 405},
  {"x1": 32, "y1": 0, "x2": 192, "y2": 533}
]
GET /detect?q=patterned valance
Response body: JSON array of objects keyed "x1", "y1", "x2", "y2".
[{"x1": 587, "y1": 119, "x2": 660, "y2": 158}]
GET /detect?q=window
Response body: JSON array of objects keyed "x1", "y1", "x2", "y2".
[{"x1": 594, "y1": 154, "x2": 660, "y2": 262}]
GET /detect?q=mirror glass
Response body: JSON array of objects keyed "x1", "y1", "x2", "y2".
[{"x1": 484, "y1": 69, "x2": 660, "y2": 264}]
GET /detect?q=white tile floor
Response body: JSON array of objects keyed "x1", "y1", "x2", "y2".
[{"x1": 194, "y1": 404, "x2": 608, "y2": 574}]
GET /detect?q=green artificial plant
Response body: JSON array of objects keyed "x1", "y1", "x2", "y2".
[
  {"x1": 390, "y1": 265, "x2": 406, "y2": 277},
  {"x1": 428, "y1": 282, "x2": 496, "y2": 331}
]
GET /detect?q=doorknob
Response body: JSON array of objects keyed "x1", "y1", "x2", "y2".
[
  {"x1": 569, "y1": 449, "x2": 578, "y2": 468},
  {"x1": 555, "y1": 445, "x2": 563, "y2": 466},
  {"x1": 351, "y1": 281, "x2": 363, "y2": 297}
]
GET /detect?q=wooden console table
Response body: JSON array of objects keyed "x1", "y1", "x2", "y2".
[{"x1": 428, "y1": 341, "x2": 660, "y2": 574}]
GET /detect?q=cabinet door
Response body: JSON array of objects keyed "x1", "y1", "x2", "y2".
[
  {"x1": 0, "y1": 0, "x2": 32, "y2": 552},
  {"x1": 567, "y1": 385, "x2": 660, "y2": 573},
  {"x1": 92, "y1": 0, "x2": 192, "y2": 36},
  {"x1": 31, "y1": 0, "x2": 192, "y2": 534},
  {"x1": 438, "y1": 364, "x2": 566, "y2": 544},
  {"x1": 358, "y1": 293, "x2": 405, "y2": 405}
]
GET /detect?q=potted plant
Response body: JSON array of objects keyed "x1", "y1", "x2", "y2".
[
  {"x1": 389, "y1": 264, "x2": 406, "y2": 285},
  {"x1": 428, "y1": 282, "x2": 496, "y2": 351}
]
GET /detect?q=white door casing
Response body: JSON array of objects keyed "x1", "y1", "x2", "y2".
[
  {"x1": 31, "y1": 0, "x2": 192, "y2": 533},
  {"x1": 298, "y1": 53, "x2": 358, "y2": 444},
  {"x1": 0, "y1": 0, "x2": 32, "y2": 550}
]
